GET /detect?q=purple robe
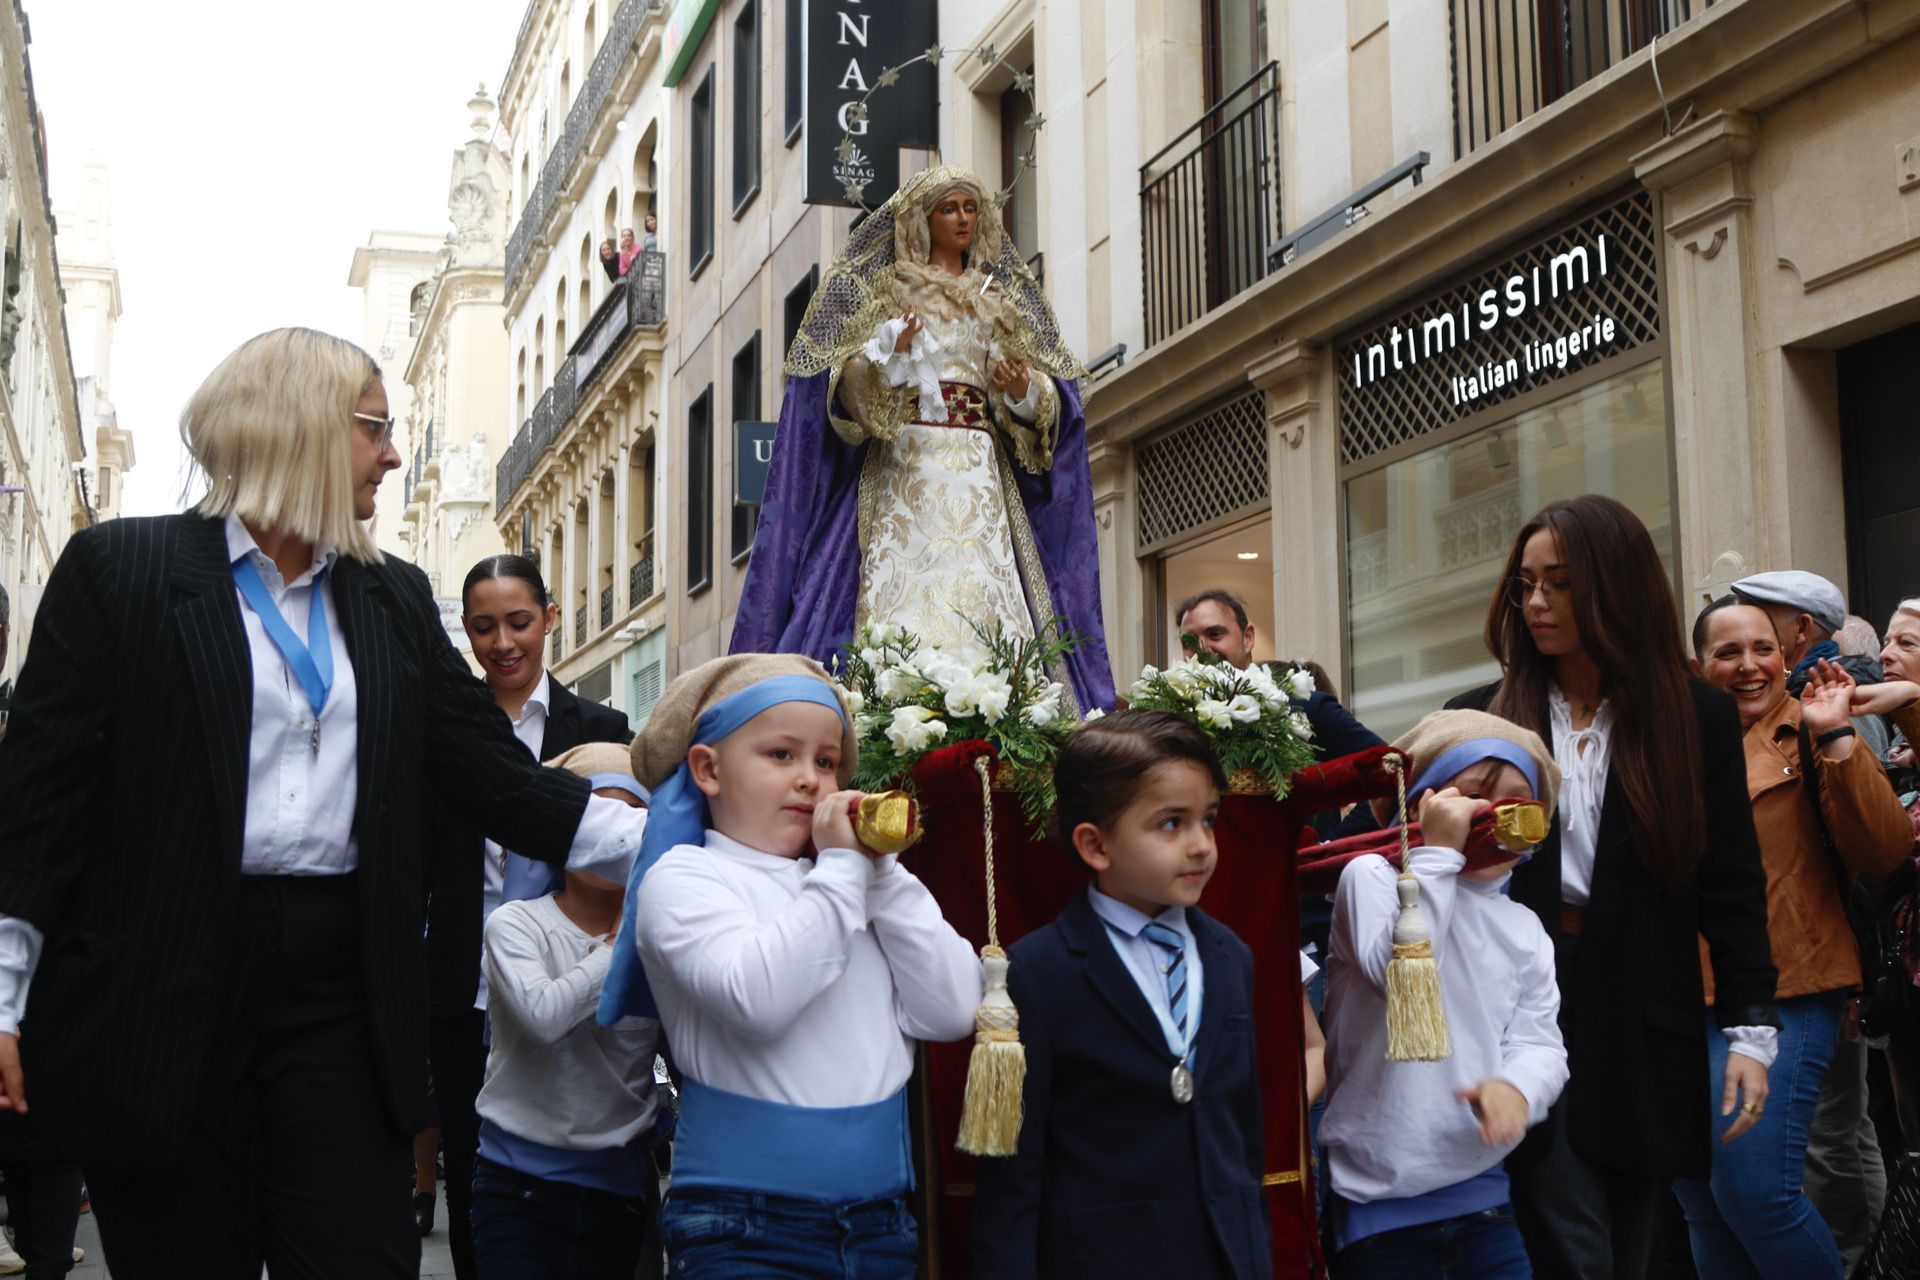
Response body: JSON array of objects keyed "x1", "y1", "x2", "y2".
[{"x1": 729, "y1": 371, "x2": 1116, "y2": 710}]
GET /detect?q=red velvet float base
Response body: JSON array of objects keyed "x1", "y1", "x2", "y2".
[{"x1": 898, "y1": 741, "x2": 1399, "y2": 1280}]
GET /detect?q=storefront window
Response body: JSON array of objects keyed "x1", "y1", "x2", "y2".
[
  {"x1": 1157, "y1": 518, "x2": 1275, "y2": 667},
  {"x1": 1344, "y1": 360, "x2": 1673, "y2": 738}
]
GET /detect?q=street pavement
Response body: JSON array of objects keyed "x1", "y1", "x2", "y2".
[{"x1": 65, "y1": 1207, "x2": 461, "y2": 1276}]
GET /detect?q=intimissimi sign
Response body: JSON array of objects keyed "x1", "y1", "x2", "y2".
[
  {"x1": 1336, "y1": 190, "x2": 1662, "y2": 466},
  {"x1": 802, "y1": 0, "x2": 938, "y2": 207}
]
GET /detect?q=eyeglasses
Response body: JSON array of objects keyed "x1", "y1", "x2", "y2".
[
  {"x1": 352, "y1": 412, "x2": 396, "y2": 451},
  {"x1": 1506, "y1": 576, "x2": 1571, "y2": 610}
]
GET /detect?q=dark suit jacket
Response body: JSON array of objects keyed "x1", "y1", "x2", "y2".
[
  {"x1": 0, "y1": 513, "x2": 595, "y2": 1169},
  {"x1": 972, "y1": 890, "x2": 1271, "y2": 1280},
  {"x1": 424, "y1": 679, "x2": 630, "y2": 1018},
  {"x1": 1446, "y1": 678, "x2": 1777, "y2": 1179}
]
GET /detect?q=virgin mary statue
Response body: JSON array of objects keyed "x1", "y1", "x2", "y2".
[{"x1": 730, "y1": 165, "x2": 1114, "y2": 710}]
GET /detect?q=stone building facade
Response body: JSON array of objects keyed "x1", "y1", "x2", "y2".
[
  {"x1": 0, "y1": 0, "x2": 87, "y2": 696},
  {"x1": 492, "y1": 0, "x2": 676, "y2": 719}
]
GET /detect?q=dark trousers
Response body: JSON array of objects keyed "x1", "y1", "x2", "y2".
[
  {"x1": 1331, "y1": 1206, "x2": 1533, "y2": 1280},
  {"x1": 431, "y1": 1005, "x2": 489, "y2": 1280},
  {"x1": 85, "y1": 874, "x2": 417, "y2": 1279},
  {"x1": 0, "y1": 1113, "x2": 84, "y2": 1280},
  {"x1": 470, "y1": 1156, "x2": 658, "y2": 1280}
]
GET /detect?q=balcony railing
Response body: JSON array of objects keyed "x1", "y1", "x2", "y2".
[
  {"x1": 494, "y1": 250, "x2": 669, "y2": 513},
  {"x1": 600, "y1": 585, "x2": 614, "y2": 629},
  {"x1": 629, "y1": 533, "x2": 655, "y2": 606},
  {"x1": 576, "y1": 604, "x2": 588, "y2": 645},
  {"x1": 1451, "y1": 0, "x2": 1712, "y2": 157},
  {"x1": 1139, "y1": 63, "x2": 1283, "y2": 348},
  {"x1": 503, "y1": 0, "x2": 662, "y2": 293}
]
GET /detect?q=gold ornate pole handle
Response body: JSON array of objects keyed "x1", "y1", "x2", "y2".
[{"x1": 851, "y1": 790, "x2": 924, "y2": 856}]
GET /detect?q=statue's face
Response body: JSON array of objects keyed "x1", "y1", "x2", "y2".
[{"x1": 926, "y1": 191, "x2": 979, "y2": 261}]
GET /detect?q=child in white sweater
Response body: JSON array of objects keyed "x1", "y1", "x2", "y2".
[
  {"x1": 596, "y1": 654, "x2": 981, "y2": 1278},
  {"x1": 1321, "y1": 711, "x2": 1569, "y2": 1278},
  {"x1": 470, "y1": 743, "x2": 661, "y2": 1280}
]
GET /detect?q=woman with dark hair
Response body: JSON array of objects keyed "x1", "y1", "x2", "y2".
[
  {"x1": 0, "y1": 329, "x2": 646, "y2": 1277},
  {"x1": 421, "y1": 553, "x2": 632, "y2": 1280},
  {"x1": 1447, "y1": 494, "x2": 1778, "y2": 1280}
]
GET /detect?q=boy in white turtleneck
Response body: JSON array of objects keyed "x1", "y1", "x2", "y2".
[
  {"x1": 1320, "y1": 711, "x2": 1568, "y2": 1279},
  {"x1": 599, "y1": 654, "x2": 982, "y2": 1279}
]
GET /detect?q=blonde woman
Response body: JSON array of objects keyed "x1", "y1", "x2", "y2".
[{"x1": 0, "y1": 328, "x2": 647, "y2": 1277}]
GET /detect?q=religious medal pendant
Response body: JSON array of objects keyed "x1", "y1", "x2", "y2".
[{"x1": 1171, "y1": 1060, "x2": 1195, "y2": 1105}]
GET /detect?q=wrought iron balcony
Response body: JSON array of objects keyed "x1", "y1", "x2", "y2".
[
  {"x1": 1139, "y1": 63, "x2": 1283, "y2": 348},
  {"x1": 600, "y1": 585, "x2": 614, "y2": 629},
  {"x1": 576, "y1": 604, "x2": 588, "y2": 645},
  {"x1": 629, "y1": 533, "x2": 656, "y2": 607},
  {"x1": 493, "y1": 251, "x2": 669, "y2": 515},
  {"x1": 1451, "y1": 0, "x2": 1712, "y2": 157},
  {"x1": 503, "y1": 0, "x2": 662, "y2": 295}
]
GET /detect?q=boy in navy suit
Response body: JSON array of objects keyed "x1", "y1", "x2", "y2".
[{"x1": 972, "y1": 709, "x2": 1273, "y2": 1280}]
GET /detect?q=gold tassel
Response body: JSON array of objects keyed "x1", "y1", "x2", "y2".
[
  {"x1": 956, "y1": 945, "x2": 1025, "y2": 1156},
  {"x1": 955, "y1": 756, "x2": 1027, "y2": 1157},
  {"x1": 1382, "y1": 753, "x2": 1451, "y2": 1062}
]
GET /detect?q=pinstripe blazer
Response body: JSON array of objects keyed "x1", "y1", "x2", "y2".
[{"x1": 0, "y1": 512, "x2": 593, "y2": 1169}]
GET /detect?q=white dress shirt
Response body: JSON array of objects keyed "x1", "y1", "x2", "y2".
[
  {"x1": 476, "y1": 893, "x2": 660, "y2": 1150},
  {"x1": 0, "y1": 522, "x2": 650, "y2": 1037},
  {"x1": 634, "y1": 830, "x2": 980, "y2": 1108},
  {"x1": 477, "y1": 674, "x2": 551, "y2": 1011},
  {"x1": 1085, "y1": 887, "x2": 1205, "y2": 1063},
  {"x1": 1545, "y1": 685, "x2": 1777, "y2": 1067},
  {"x1": 1548, "y1": 684, "x2": 1612, "y2": 910}
]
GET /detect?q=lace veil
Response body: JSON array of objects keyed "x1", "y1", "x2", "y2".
[{"x1": 782, "y1": 165, "x2": 1089, "y2": 388}]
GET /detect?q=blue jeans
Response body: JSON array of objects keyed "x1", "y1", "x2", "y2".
[
  {"x1": 469, "y1": 1157, "x2": 658, "y2": 1280},
  {"x1": 1672, "y1": 991, "x2": 1845, "y2": 1279},
  {"x1": 657, "y1": 1186, "x2": 916, "y2": 1279},
  {"x1": 1330, "y1": 1206, "x2": 1531, "y2": 1279}
]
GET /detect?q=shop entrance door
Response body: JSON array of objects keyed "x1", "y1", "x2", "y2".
[{"x1": 1840, "y1": 322, "x2": 1920, "y2": 630}]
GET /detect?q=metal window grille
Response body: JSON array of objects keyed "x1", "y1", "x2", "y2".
[
  {"x1": 1135, "y1": 389, "x2": 1271, "y2": 551},
  {"x1": 1336, "y1": 189, "x2": 1660, "y2": 466}
]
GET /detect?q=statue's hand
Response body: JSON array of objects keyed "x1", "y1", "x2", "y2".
[
  {"x1": 992, "y1": 358, "x2": 1031, "y2": 403},
  {"x1": 893, "y1": 309, "x2": 924, "y2": 356}
]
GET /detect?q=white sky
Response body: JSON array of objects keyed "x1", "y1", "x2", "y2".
[{"x1": 25, "y1": 0, "x2": 527, "y2": 516}]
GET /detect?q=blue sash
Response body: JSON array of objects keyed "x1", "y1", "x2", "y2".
[
  {"x1": 232, "y1": 555, "x2": 333, "y2": 718},
  {"x1": 670, "y1": 1079, "x2": 912, "y2": 1204}
]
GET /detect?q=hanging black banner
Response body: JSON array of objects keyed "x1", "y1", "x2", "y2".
[{"x1": 802, "y1": 0, "x2": 939, "y2": 207}]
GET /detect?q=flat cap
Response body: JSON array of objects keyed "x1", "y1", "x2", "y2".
[{"x1": 1731, "y1": 570, "x2": 1847, "y2": 635}]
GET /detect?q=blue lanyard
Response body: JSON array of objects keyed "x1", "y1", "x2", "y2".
[{"x1": 232, "y1": 555, "x2": 333, "y2": 719}]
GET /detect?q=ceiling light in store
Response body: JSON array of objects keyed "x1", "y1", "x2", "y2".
[{"x1": 1236, "y1": 552, "x2": 1259, "y2": 560}]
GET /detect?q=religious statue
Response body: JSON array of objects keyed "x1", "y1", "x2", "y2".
[{"x1": 731, "y1": 165, "x2": 1114, "y2": 710}]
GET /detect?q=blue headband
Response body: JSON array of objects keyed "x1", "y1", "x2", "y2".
[
  {"x1": 1406, "y1": 739, "x2": 1541, "y2": 808},
  {"x1": 599, "y1": 675, "x2": 846, "y2": 1023},
  {"x1": 587, "y1": 772, "x2": 650, "y2": 804}
]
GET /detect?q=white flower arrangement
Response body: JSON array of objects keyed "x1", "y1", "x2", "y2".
[
  {"x1": 1122, "y1": 645, "x2": 1320, "y2": 797},
  {"x1": 835, "y1": 619, "x2": 1083, "y2": 823}
]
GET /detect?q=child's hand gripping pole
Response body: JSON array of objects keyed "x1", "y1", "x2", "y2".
[
  {"x1": 1381, "y1": 753, "x2": 1451, "y2": 1062},
  {"x1": 955, "y1": 755, "x2": 1025, "y2": 1157}
]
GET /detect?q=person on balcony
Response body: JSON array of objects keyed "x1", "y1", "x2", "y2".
[
  {"x1": 599, "y1": 238, "x2": 620, "y2": 283},
  {"x1": 617, "y1": 229, "x2": 639, "y2": 278},
  {"x1": 731, "y1": 166, "x2": 1113, "y2": 712}
]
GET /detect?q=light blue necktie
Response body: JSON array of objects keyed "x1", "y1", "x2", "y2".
[{"x1": 1141, "y1": 921, "x2": 1188, "y2": 1038}]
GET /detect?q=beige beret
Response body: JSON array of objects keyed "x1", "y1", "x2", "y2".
[
  {"x1": 1377, "y1": 708, "x2": 1561, "y2": 822},
  {"x1": 544, "y1": 742, "x2": 636, "y2": 779},
  {"x1": 631, "y1": 653, "x2": 856, "y2": 791}
]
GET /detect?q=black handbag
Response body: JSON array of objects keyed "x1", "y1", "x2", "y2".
[{"x1": 1853, "y1": 1150, "x2": 1920, "y2": 1280}]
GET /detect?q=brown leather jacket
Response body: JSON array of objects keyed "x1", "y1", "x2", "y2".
[{"x1": 1704, "y1": 693, "x2": 1913, "y2": 1001}]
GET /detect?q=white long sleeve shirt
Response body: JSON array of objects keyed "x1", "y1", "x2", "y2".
[
  {"x1": 1320, "y1": 848, "x2": 1568, "y2": 1204},
  {"x1": 476, "y1": 894, "x2": 659, "y2": 1151},
  {"x1": 476, "y1": 674, "x2": 551, "y2": 1012},
  {"x1": 633, "y1": 831, "x2": 981, "y2": 1108}
]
